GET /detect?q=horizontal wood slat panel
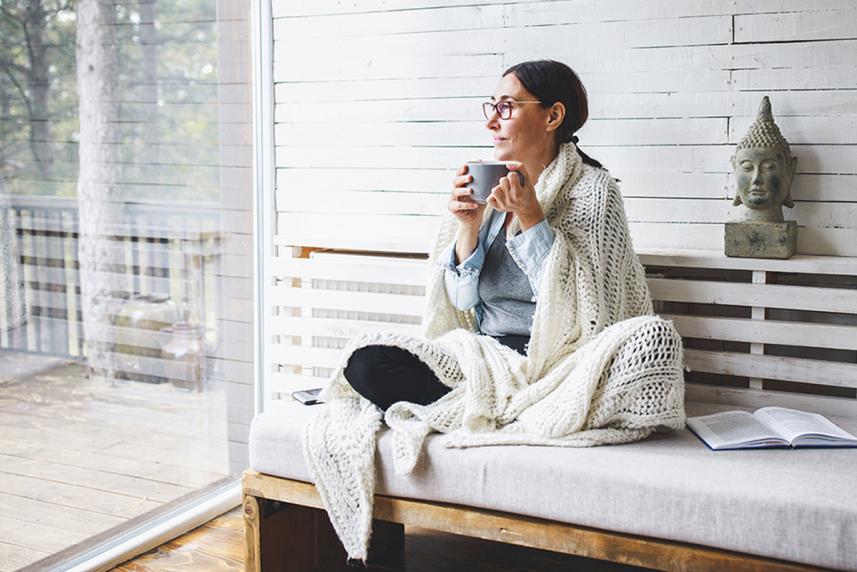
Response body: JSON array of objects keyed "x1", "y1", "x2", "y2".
[
  {"x1": 686, "y1": 385, "x2": 857, "y2": 419},
  {"x1": 270, "y1": 316, "x2": 421, "y2": 338},
  {"x1": 647, "y1": 278, "x2": 857, "y2": 314},
  {"x1": 269, "y1": 372, "x2": 331, "y2": 393},
  {"x1": 664, "y1": 314, "x2": 857, "y2": 352},
  {"x1": 275, "y1": 118, "x2": 729, "y2": 147},
  {"x1": 272, "y1": 0, "x2": 853, "y2": 19},
  {"x1": 271, "y1": 344, "x2": 341, "y2": 369},
  {"x1": 734, "y1": 9, "x2": 857, "y2": 43},
  {"x1": 271, "y1": 286, "x2": 425, "y2": 316},
  {"x1": 274, "y1": 213, "x2": 439, "y2": 253},
  {"x1": 270, "y1": 1, "x2": 857, "y2": 410},
  {"x1": 274, "y1": 221, "x2": 857, "y2": 257},
  {"x1": 639, "y1": 251, "x2": 857, "y2": 275},
  {"x1": 684, "y1": 349, "x2": 857, "y2": 389},
  {"x1": 270, "y1": 257, "x2": 427, "y2": 284}
]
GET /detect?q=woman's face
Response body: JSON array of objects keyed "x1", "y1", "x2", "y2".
[{"x1": 486, "y1": 73, "x2": 556, "y2": 162}]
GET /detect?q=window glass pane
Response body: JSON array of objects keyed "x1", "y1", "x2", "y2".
[{"x1": 0, "y1": 0, "x2": 253, "y2": 567}]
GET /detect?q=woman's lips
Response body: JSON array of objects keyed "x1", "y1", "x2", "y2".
[{"x1": 493, "y1": 137, "x2": 506, "y2": 143}]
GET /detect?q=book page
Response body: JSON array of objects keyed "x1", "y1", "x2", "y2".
[
  {"x1": 687, "y1": 410, "x2": 786, "y2": 449},
  {"x1": 755, "y1": 407, "x2": 857, "y2": 445}
]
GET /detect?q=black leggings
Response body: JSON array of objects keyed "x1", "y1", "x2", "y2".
[{"x1": 344, "y1": 335, "x2": 528, "y2": 411}]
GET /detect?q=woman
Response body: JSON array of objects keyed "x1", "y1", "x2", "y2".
[
  {"x1": 304, "y1": 60, "x2": 685, "y2": 562},
  {"x1": 344, "y1": 59, "x2": 611, "y2": 410}
]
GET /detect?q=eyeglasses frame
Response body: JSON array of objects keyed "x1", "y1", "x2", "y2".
[{"x1": 482, "y1": 99, "x2": 543, "y2": 120}]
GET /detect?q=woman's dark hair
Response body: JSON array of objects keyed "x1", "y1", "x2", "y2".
[{"x1": 502, "y1": 59, "x2": 605, "y2": 170}]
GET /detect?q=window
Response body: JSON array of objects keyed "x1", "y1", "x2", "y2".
[{"x1": 0, "y1": 0, "x2": 254, "y2": 567}]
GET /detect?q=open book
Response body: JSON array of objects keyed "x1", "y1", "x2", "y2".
[{"x1": 687, "y1": 406, "x2": 857, "y2": 450}]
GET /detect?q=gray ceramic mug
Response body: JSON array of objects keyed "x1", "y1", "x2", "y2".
[{"x1": 466, "y1": 161, "x2": 525, "y2": 204}]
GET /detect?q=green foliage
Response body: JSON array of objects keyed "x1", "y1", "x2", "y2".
[{"x1": 0, "y1": 0, "x2": 223, "y2": 201}]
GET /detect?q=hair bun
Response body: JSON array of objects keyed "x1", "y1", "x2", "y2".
[{"x1": 571, "y1": 135, "x2": 579, "y2": 144}]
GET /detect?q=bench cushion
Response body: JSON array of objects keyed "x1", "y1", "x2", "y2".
[{"x1": 249, "y1": 400, "x2": 857, "y2": 570}]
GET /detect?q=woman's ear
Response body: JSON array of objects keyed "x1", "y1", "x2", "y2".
[{"x1": 546, "y1": 102, "x2": 565, "y2": 132}]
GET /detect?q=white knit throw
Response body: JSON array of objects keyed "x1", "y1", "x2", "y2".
[{"x1": 302, "y1": 142, "x2": 686, "y2": 562}]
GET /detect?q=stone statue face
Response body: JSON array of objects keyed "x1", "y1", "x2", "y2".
[{"x1": 732, "y1": 147, "x2": 794, "y2": 222}]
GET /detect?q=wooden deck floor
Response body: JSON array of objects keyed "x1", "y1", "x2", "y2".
[
  {"x1": 117, "y1": 507, "x2": 648, "y2": 571},
  {"x1": 0, "y1": 350, "x2": 233, "y2": 572}
]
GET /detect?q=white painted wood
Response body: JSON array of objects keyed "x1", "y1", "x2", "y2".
[
  {"x1": 735, "y1": 9, "x2": 857, "y2": 43},
  {"x1": 273, "y1": 51, "x2": 504, "y2": 82},
  {"x1": 729, "y1": 115, "x2": 857, "y2": 145},
  {"x1": 647, "y1": 278, "x2": 857, "y2": 314},
  {"x1": 269, "y1": 372, "x2": 330, "y2": 394},
  {"x1": 276, "y1": 189, "x2": 448, "y2": 216},
  {"x1": 630, "y1": 223, "x2": 725, "y2": 252},
  {"x1": 663, "y1": 314, "x2": 857, "y2": 352},
  {"x1": 794, "y1": 227, "x2": 857, "y2": 257},
  {"x1": 684, "y1": 348, "x2": 857, "y2": 390},
  {"x1": 273, "y1": 4, "x2": 505, "y2": 38},
  {"x1": 271, "y1": 343, "x2": 342, "y2": 369},
  {"x1": 686, "y1": 385, "x2": 857, "y2": 419},
  {"x1": 275, "y1": 118, "x2": 728, "y2": 147},
  {"x1": 274, "y1": 13, "x2": 732, "y2": 49},
  {"x1": 637, "y1": 250, "x2": 857, "y2": 275},
  {"x1": 273, "y1": 0, "x2": 855, "y2": 19},
  {"x1": 276, "y1": 90, "x2": 857, "y2": 124},
  {"x1": 277, "y1": 167, "x2": 456, "y2": 195},
  {"x1": 270, "y1": 256, "x2": 427, "y2": 284},
  {"x1": 277, "y1": 167, "x2": 729, "y2": 199},
  {"x1": 270, "y1": 316, "x2": 421, "y2": 338},
  {"x1": 273, "y1": 143, "x2": 857, "y2": 175},
  {"x1": 270, "y1": 286, "x2": 426, "y2": 316},
  {"x1": 748, "y1": 270, "x2": 768, "y2": 390},
  {"x1": 730, "y1": 66, "x2": 857, "y2": 90},
  {"x1": 268, "y1": 1, "x2": 857, "y2": 409},
  {"x1": 275, "y1": 213, "x2": 440, "y2": 253}
]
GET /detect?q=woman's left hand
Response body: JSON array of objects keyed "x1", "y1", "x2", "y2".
[{"x1": 487, "y1": 162, "x2": 544, "y2": 229}]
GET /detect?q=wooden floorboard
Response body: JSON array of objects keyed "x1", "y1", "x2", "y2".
[
  {"x1": 116, "y1": 508, "x2": 650, "y2": 571},
  {"x1": 0, "y1": 540, "x2": 49, "y2": 572},
  {"x1": 0, "y1": 351, "x2": 234, "y2": 572}
]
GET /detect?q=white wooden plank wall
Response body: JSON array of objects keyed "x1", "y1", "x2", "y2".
[
  {"x1": 269, "y1": 250, "x2": 857, "y2": 415},
  {"x1": 272, "y1": 0, "x2": 857, "y2": 255}
]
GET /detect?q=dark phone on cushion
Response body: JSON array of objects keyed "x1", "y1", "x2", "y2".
[{"x1": 292, "y1": 387, "x2": 323, "y2": 405}]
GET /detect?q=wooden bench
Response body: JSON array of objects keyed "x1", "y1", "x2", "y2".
[{"x1": 244, "y1": 249, "x2": 857, "y2": 571}]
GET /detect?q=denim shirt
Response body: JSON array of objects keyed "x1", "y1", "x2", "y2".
[{"x1": 440, "y1": 209, "x2": 556, "y2": 330}]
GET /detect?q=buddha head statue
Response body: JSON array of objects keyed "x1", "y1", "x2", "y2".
[{"x1": 730, "y1": 96, "x2": 797, "y2": 223}]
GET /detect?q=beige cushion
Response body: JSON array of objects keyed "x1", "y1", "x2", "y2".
[{"x1": 249, "y1": 400, "x2": 857, "y2": 570}]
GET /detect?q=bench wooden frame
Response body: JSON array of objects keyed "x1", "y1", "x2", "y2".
[{"x1": 242, "y1": 470, "x2": 817, "y2": 572}]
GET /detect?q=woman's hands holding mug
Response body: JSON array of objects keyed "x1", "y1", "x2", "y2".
[
  {"x1": 448, "y1": 164, "x2": 486, "y2": 228},
  {"x1": 488, "y1": 162, "x2": 544, "y2": 230}
]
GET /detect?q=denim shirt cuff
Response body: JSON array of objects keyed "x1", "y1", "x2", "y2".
[
  {"x1": 444, "y1": 239, "x2": 486, "y2": 276},
  {"x1": 505, "y1": 218, "x2": 556, "y2": 296}
]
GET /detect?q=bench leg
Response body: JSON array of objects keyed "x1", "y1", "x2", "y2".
[{"x1": 243, "y1": 494, "x2": 404, "y2": 571}]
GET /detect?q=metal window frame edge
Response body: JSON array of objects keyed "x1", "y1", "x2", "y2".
[
  {"x1": 53, "y1": 480, "x2": 241, "y2": 572},
  {"x1": 252, "y1": 0, "x2": 275, "y2": 417}
]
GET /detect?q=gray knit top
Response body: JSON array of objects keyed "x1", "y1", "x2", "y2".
[{"x1": 477, "y1": 228, "x2": 535, "y2": 337}]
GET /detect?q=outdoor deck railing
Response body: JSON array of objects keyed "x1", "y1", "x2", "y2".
[{"x1": 0, "y1": 194, "x2": 224, "y2": 385}]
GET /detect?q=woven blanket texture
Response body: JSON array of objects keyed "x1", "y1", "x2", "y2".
[{"x1": 302, "y1": 142, "x2": 686, "y2": 562}]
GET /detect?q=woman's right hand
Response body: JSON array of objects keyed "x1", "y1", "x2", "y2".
[{"x1": 448, "y1": 164, "x2": 486, "y2": 228}]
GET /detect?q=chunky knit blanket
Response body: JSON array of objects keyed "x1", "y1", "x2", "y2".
[{"x1": 302, "y1": 142, "x2": 686, "y2": 562}]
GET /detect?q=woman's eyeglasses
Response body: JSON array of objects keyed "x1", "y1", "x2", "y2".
[{"x1": 482, "y1": 99, "x2": 542, "y2": 120}]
